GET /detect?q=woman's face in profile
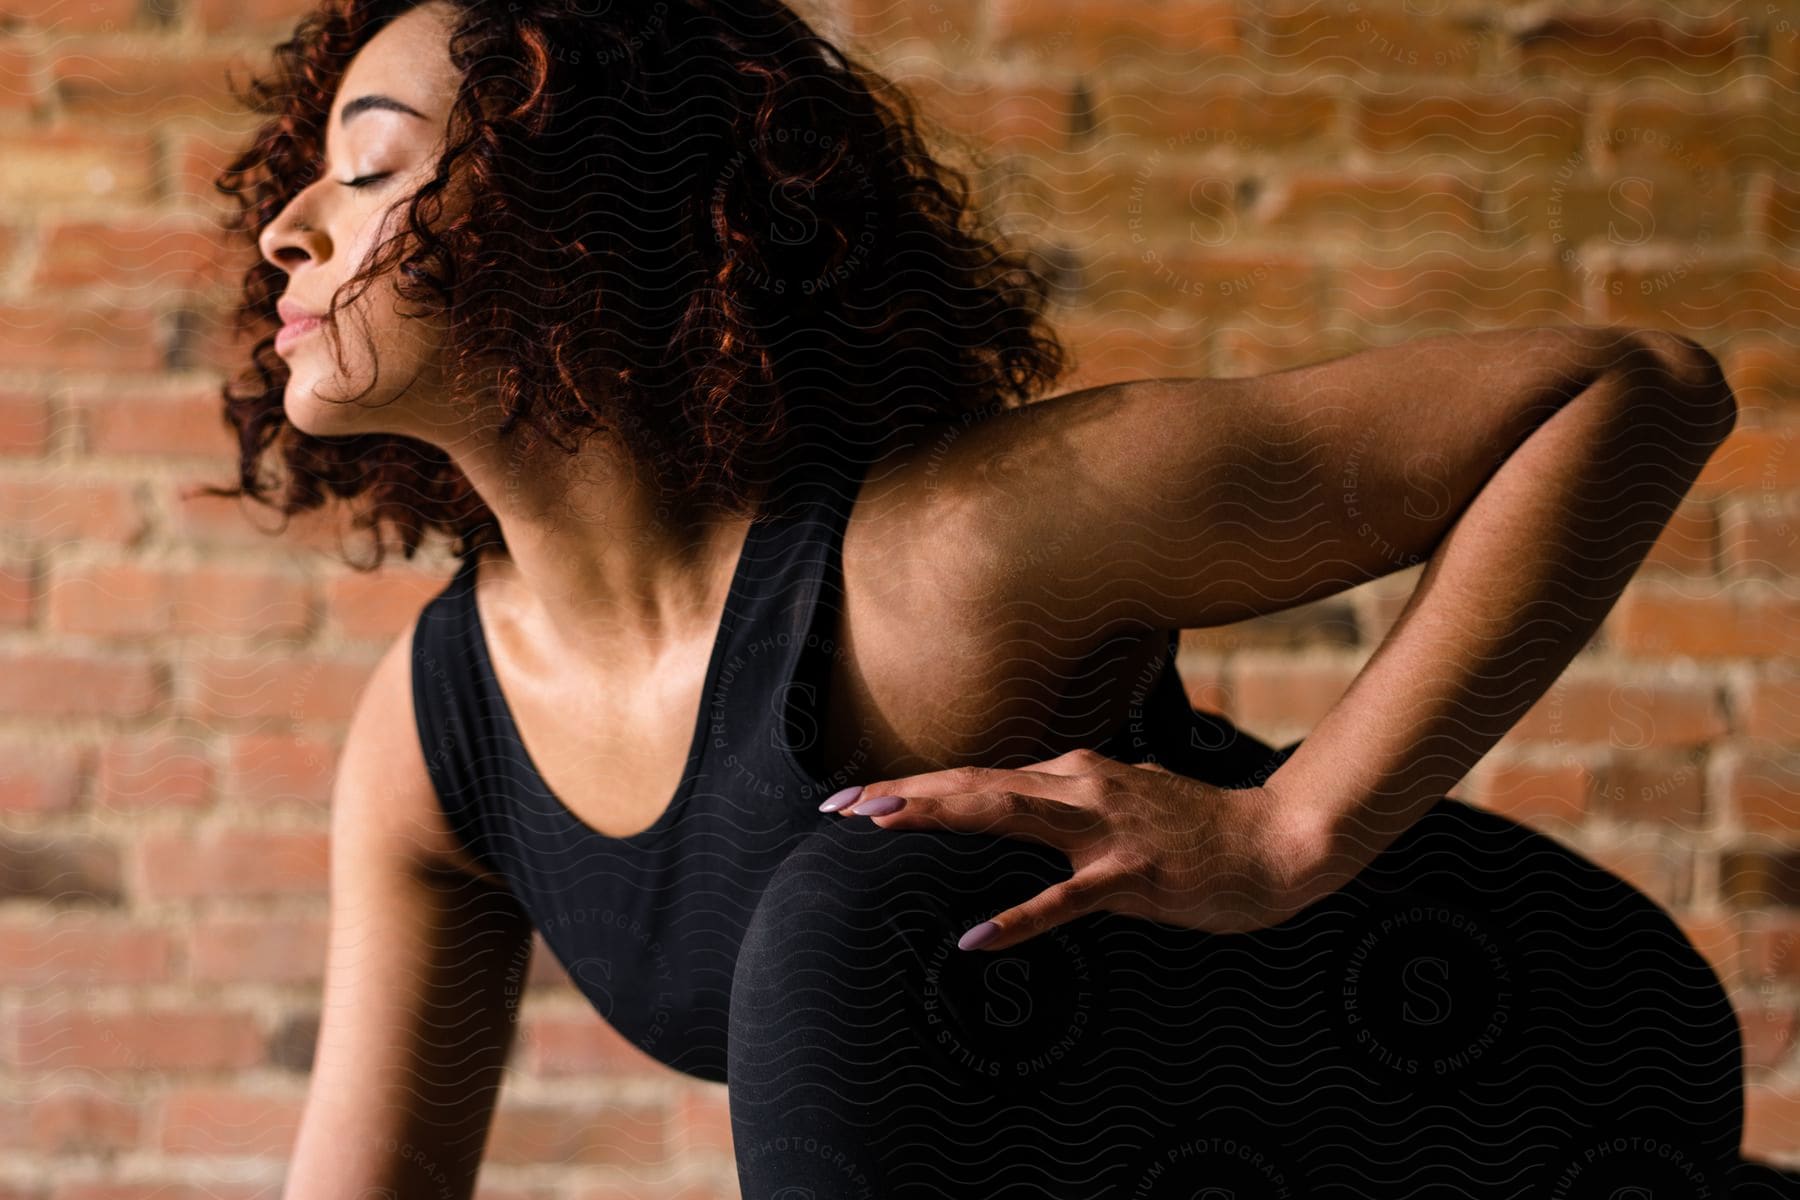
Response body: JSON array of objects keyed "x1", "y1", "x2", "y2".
[{"x1": 257, "y1": 0, "x2": 466, "y2": 443}]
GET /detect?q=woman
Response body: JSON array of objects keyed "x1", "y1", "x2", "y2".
[{"x1": 200, "y1": 0, "x2": 1750, "y2": 1195}]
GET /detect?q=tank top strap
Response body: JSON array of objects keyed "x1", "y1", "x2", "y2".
[
  {"x1": 410, "y1": 553, "x2": 503, "y2": 879},
  {"x1": 693, "y1": 463, "x2": 869, "y2": 796}
]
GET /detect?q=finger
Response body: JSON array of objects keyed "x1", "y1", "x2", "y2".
[
  {"x1": 957, "y1": 867, "x2": 1115, "y2": 953},
  {"x1": 857, "y1": 787, "x2": 1096, "y2": 846},
  {"x1": 1005, "y1": 746, "x2": 1112, "y2": 778},
  {"x1": 829, "y1": 762, "x2": 1086, "y2": 817},
  {"x1": 828, "y1": 764, "x2": 1027, "y2": 815}
]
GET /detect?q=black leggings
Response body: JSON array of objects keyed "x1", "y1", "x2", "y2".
[{"x1": 726, "y1": 794, "x2": 1747, "y2": 1199}]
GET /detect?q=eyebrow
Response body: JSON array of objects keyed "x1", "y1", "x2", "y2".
[{"x1": 338, "y1": 93, "x2": 427, "y2": 128}]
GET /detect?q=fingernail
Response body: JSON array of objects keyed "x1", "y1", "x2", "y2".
[
  {"x1": 819, "y1": 785, "x2": 864, "y2": 813},
  {"x1": 958, "y1": 921, "x2": 1000, "y2": 951},
  {"x1": 849, "y1": 793, "x2": 904, "y2": 817}
]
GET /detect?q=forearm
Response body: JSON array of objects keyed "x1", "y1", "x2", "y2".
[{"x1": 1268, "y1": 332, "x2": 1737, "y2": 895}]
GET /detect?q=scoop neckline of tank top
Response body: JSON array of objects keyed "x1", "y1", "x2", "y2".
[{"x1": 459, "y1": 513, "x2": 770, "y2": 844}]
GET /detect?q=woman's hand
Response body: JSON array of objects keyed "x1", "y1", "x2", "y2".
[{"x1": 824, "y1": 748, "x2": 1352, "y2": 951}]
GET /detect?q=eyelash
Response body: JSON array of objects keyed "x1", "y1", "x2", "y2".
[{"x1": 339, "y1": 173, "x2": 390, "y2": 189}]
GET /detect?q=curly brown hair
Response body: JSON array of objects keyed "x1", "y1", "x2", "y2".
[{"x1": 189, "y1": 0, "x2": 1071, "y2": 569}]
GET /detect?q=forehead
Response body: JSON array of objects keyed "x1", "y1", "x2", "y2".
[{"x1": 330, "y1": 1, "x2": 460, "y2": 126}]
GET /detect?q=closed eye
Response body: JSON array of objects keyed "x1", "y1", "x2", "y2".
[{"x1": 339, "y1": 173, "x2": 391, "y2": 189}]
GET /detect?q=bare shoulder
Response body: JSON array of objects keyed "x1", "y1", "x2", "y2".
[
  {"x1": 824, "y1": 441, "x2": 1151, "y2": 776},
  {"x1": 338, "y1": 611, "x2": 509, "y2": 892}
]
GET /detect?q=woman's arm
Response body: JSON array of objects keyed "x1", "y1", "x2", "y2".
[
  {"x1": 283, "y1": 627, "x2": 534, "y2": 1200},
  {"x1": 1270, "y1": 331, "x2": 1736, "y2": 901},
  {"x1": 907, "y1": 324, "x2": 1736, "y2": 896}
]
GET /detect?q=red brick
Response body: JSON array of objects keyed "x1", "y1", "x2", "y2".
[
  {"x1": 1744, "y1": 1083, "x2": 1800, "y2": 1159},
  {"x1": 1493, "y1": 166, "x2": 1739, "y2": 253},
  {"x1": 1246, "y1": 170, "x2": 1483, "y2": 244},
  {"x1": 1210, "y1": 319, "x2": 1365, "y2": 377},
  {"x1": 0, "y1": 129, "x2": 158, "y2": 206},
  {"x1": 1739, "y1": 671, "x2": 1800, "y2": 741},
  {"x1": 1744, "y1": 913, "x2": 1800, "y2": 986},
  {"x1": 1590, "y1": 750, "x2": 1706, "y2": 828},
  {"x1": 0, "y1": 739, "x2": 87, "y2": 812},
  {"x1": 0, "y1": 476, "x2": 147, "y2": 546},
  {"x1": 1598, "y1": 259, "x2": 1800, "y2": 333},
  {"x1": 1473, "y1": 756, "x2": 1589, "y2": 827},
  {"x1": 185, "y1": 652, "x2": 375, "y2": 725},
  {"x1": 1229, "y1": 654, "x2": 1359, "y2": 736},
  {"x1": 223, "y1": 732, "x2": 337, "y2": 811},
  {"x1": 76, "y1": 382, "x2": 237, "y2": 460},
  {"x1": 1607, "y1": 584, "x2": 1800, "y2": 659},
  {"x1": 1508, "y1": 671, "x2": 1726, "y2": 750},
  {"x1": 1728, "y1": 753, "x2": 1800, "y2": 834},
  {"x1": 0, "y1": 39, "x2": 43, "y2": 115},
  {"x1": 8, "y1": 1005, "x2": 263, "y2": 1071},
  {"x1": 1594, "y1": 89, "x2": 1778, "y2": 174},
  {"x1": 46, "y1": 561, "x2": 310, "y2": 638},
  {"x1": 523, "y1": 1012, "x2": 673, "y2": 1079},
  {"x1": 0, "y1": 559, "x2": 31, "y2": 628},
  {"x1": 165, "y1": 479, "x2": 347, "y2": 554},
  {"x1": 1722, "y1": 846, "x2": 1800, "y2": 908},
  {"x1": 1642, "y1": 497, "x2": 1720, "y2": 574},
  {"x1": 1697, "y1": 424, "x2": 1800, "y2": 496},
  {"x1": 1095, "y1": 78, "x2": 1339, "y2": 155},
  {"x1": 95, "y1": 734, "x2": 213, "y2": 813},
  {"x1": 324, "y1": 567, "x2": 448, "y2": 641},
  {"x1": 1052, "y1": 314, "x2": 1210, "y2": 392},
  {"x1": 0, "y1": 919, "x2": 174, "y2": 987},
  {"x1": 1721, "y1": 336, "x2": 1800, "y2": 419},
  {"x1": 0, "y1": 833, "x2": 121, "y2": 903},
  {"x1": 27, "y1": 1087, "x2": 141, "y2": 1155},
  {"x1": 1514, "y1": 12, "x2": 1752, "y2": 80},
  {"x1": 1328, "y1": 252, "x2": 1575, "y2": 327},
  {"x1": 486, "y1": 1098, "x2": 672, "y2": 1168},
  {"x1": 1353, "y1": 88, "x2": 1586, "y2": 164},
  {"x1": 50, "y1": 45, "x2": 247, "y2": 123},
  {"x1": 1584, "y1": 834, "x2": 1692, "y2": 907},
  {"x1": 1082, "y1": 246, "x2": 1320, "y2": 321},
  {"x1": 1249, "y1": 0, "x2": 1489, "y2": 78},
  {"x1": 1741, "y1": 999, "x2": 1799, "y2": 1070},
  {"x1": 0, "y1": 653, "x2": 162, "y2": 719},
  {"x1": 189, "y1": 915, "x2": 325, "y2": 985},
  {"x1": 32, "y1": 218, "x2": 239, "y2": 292},
  {"x1": 0, "y1": 301, "x2": 163, "y2": 372},
  {"x1": 990, "y1": 0, "x2": 1242, "y2": 72},
  {"x1": 1749, "y1": 170, "x2": 1800, "y2": 247},
  {"x1": 1720, "y1": 495, "x2": 1800, "y2": 575},
  {"x1": 6, "y1": 0, "x2": 138, "y2": 31},
  {"x1": 1670, "y1": 909, "x2": 1742, "y2": 985},
  {"x1": 902, "y1": 74, "x2": 1077, "y2": 153},
  {"x1": 844, "y1": 0, "x2": 983, "y2": 62},
  {"x1": 158, "y1": 1088, "x2": 300, "y2": 1156},
  {"x1": 0, "y1": 391, "x2": 52, "y2": 456},
  {"x1": 191, "y1": 0, "x2": 314, "y2": 35},
  {"x1": 134, "y1": 827, "x2": 328, "y2": 900},
  {"x1": 676, "y1": 1085, "x2": 734, "y2": 1160}
]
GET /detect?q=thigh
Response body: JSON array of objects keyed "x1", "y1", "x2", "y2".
[{"x1": 726, "y1": 800, "x2": 1745, "y2": 1199}]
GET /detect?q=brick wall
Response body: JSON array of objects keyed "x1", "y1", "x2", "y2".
[{"x1": 0, "y1": 0, "x2": 1796, "y2": 1195}]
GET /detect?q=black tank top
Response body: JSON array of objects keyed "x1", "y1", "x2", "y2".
[{"x1": 410, "y1": 463, "x2": 1290, "y2": 1082}]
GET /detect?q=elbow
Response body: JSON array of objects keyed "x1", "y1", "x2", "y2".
[{"x1": 1622, "y1": 328, "x2": 1739, "y2": 448}]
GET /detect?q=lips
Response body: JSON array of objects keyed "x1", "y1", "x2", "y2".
[
  {"x1": 276, "y1": 297, "x2": 323, "y2": 324},
  {"x1": 274, "y1": 314, "x2": 323, "y2": 354}
]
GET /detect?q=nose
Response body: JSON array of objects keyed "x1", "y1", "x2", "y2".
[{"x1": 258, "y1": 193, "x2": 329, "y2": 272}]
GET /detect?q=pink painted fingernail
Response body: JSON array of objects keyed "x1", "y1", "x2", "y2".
[
  {"x1": 849, "y1": 794, "x2": 904, "y2": 817},
  {"x1": 819, "y1": 785, "x2": 864, "y2": 813},
  {"x1": 958, "y1": 921, "x2": 1000, "y2": 951}
]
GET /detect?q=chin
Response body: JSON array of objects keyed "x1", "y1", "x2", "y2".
[{"x1": 281, "y1": 376, "x2": 360, "y2": 438}]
